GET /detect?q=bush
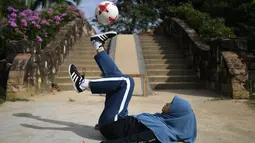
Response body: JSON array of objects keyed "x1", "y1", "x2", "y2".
[
  {"x1": 168, "y1": 3, "x2": 236, "y2": 40},
  {"x1": 0, "y1": 99, "x2": 4, "y2": 104},
  {"x1": 0, "y1": 4, "x2": 85, "y2": 49}
]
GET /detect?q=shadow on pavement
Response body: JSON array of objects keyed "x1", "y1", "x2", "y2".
[{"x1": 13, "y1": 113, "x2": 104, "y2": 141}]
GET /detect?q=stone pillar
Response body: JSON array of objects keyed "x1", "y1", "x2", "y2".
[
  {"x1": 221, "y1": 51, "x2": 249, "y2": 99},
  {"x1": 6, "y1": 53, "x2": 32, "y2": 99}
]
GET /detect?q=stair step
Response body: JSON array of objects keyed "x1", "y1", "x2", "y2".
[
  {"x1": 147, "y1": 69, "x2": 196, "y2": 75},
  {"x1": 146, "y1": 64, "x2": 189, "y2": 69},
  {"x1": 66, "y1": 52, "x2": 97, "y2": 57},
  {"x1": 140, "y1": 40, "x2": 175, "y2": 43},
  {"x1": 64, "y1": 60, "x2": 97, "y2": 65},
  {"x1": 139, "y1": 36, "x2": 167, "y2": 40},
  {"x1": 56, "y1": 76, "x2": 101, "y2": 83},
  {"x1": 70, "y1": 48, "x2": 96, "y2": 52},
  {"x1": 74, "y1": 44, "x2": 93, "y2": 48},
  {"x1": 75, "y1": 41, "x2": 110, "y2": 45},
  {"x1": 57, "y1": 83, "x2": 75, "y2": 91},
  {"x1": 73, "y1": 47, "x2": 95, "y2": 51},
  {"x1": 141, "y1": 44, "x2": 178, "y2": 48},
  {"x1": 142, "y1": 48, "x2": 183, "y2": 54},
  {"x1": 68, "y1": 51, "x2": 97, "y2": 55},
  {"x1": 72, "y1": 47, "x2": 94, "y2": 51},
  {"x1": 57, "y1": 70, "x2": 102, "y2": 77},
  {"x1": 61, "y1": 64, "x2": 98, "y2": 69},
  {"x1": 67, "y1": 55, "x2": 96, "y2": 59},
  {"x1": 145, "y1": 59, "x2": 186, "y2": 64},
  {"x1": 148, "y1": 75, "x2": 198, "y2": 82},
  {"x1": 55, "y1": 36, "x2": 113, "y2": 91},
  {"x1": 150, "y1": 82, "x2": 202, "y2": 89},
  {"x1": 141, "y1": 47, "x2": 179, "y2": 51},
  {"x1": 143, "y1": 53, "x2": 184, "y2": 59},
  {"x1": 60, "y1": 65, "x2": 99, "y2": 71}
]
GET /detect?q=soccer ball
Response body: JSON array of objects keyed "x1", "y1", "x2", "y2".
[{"x1": 95, "y1": 1, "x2": 119, "y2": 25}]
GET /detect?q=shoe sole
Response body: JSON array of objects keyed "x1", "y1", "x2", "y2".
[
  {"x1": 90, "y1": 31, "x2": 117, "y2": 40},
  {"x1": 68, "y1": 64, "x2": 80, "y2": 93}
]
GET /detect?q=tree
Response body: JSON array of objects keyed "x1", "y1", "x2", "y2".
[
  {"x1": 32, "y1": 0, "x2": 79, "y2": 10},
  {"x1": 92, "y1": 0, "x2": 161, "y2": 33},
  {"x1": 193, "y1": 0, "x2": 255, "y2": 52}
]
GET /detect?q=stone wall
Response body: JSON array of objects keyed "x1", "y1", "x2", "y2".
[
  {"x1": 6, "y1": 18, "x2": 95, "y2": 99},
  {"x1": 0, "y1": 59, "x2": 10, "y2": 99},
  {"x1": 155, "y1": 17, "x2": 249, "y2": 99},
  {"x1": 248, "y1": 55, "x2": 255, "y2": 98}
]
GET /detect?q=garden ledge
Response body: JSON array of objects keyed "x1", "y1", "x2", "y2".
[{"x1": 6, "y1": 18, "x2": 95, "y2": 99}]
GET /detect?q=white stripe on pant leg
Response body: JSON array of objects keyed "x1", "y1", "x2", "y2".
[
  {"x1": 90, "y1": 77, "x2": 131, "y2": 122},
  {"x1": 90, "y1": 77, "x2": 126, "y2": 82},
  {"x1": 114, "y1": 78, "x2": 131, "y2": 121}
]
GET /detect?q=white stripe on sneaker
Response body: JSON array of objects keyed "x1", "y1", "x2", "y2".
[
  {"x1": 71, "y1": 72, "x2": 75, "y2": 78},
  {"x1": 74, "y1": 76, "x2": 78, "y2": 83},
  {"x1": 72, "y1": 74, "x2": 77, "y2": 80},
  {"x1": 102, "y1": 35, "x2": 107, "y2": 39},
  {"x1": 98, "y1": 35, "x2": 104, "y2": 41}
]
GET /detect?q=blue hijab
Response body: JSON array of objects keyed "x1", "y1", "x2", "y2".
[{"x1": 133, "y1": 96, "x2": 197, "y2": 143}]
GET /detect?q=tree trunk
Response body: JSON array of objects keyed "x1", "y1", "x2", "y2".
[
  {"x1": 0, "y1": 5, "x2": 2, "y2": 19},
  {"x1": 27, "y1": 0, "x2": 33, "y2": 8},
  {"x1": 45, "y1": 0, "x2": 50, "y2": 9}
]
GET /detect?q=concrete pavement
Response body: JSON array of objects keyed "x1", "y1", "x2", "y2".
[{"x1": 0, "y1": 90, "x2": 255, "y2": 143}]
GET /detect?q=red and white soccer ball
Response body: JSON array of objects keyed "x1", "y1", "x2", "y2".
[{"x1": 95, "y1": 1, "x2": 119, "y2": 25}]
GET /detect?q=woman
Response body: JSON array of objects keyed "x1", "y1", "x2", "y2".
[{"x1": 69, "y1": 31, "x2": 197, "y2": 143}]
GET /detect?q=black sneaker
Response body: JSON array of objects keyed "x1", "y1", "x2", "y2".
[
  {"x1": 68, "y1": 64, "x2": 85, "y2": 93},
  {"x1": 90, "y1": 31, "x2": 117, "y2": 44}
]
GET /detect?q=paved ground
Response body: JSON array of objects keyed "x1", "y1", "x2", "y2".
[{"x1": 0, "y1": 90, "x2": 255, "y2": 143}]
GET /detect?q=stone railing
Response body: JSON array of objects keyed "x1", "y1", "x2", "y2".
[
  {"x1": 247, "y1": 54, "x2": 255, "y2": 98},
  {"x1": 6, "y1": 18, "x2": 95, "y2": 99},
  {"x1": 0, "y1": 59, "x2": 10, "y2": 99},
  {"x1": 155, "y1": 17, "x2": 249, "y2": 99}
]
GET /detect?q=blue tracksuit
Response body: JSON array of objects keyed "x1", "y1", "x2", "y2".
[{"x1": 89, "y1": 51, "x2": 135, "y2": 129}]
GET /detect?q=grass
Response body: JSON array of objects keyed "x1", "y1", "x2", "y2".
[
  {"x1": 0, "y1": 99, "x2": 5, "y2": 104},
  {"x1": 206, "y1": 96, "x2": 232, "y2": 101},
  {"x1": 7, "y1": 98, "x2": 30, "y2": 102}
]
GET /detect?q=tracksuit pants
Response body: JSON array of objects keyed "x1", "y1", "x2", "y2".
[
  {"x1": 89, "y1": 51, "x2": 135, "y2": 128},
  {"x1": 89, "y1": 51, "x2": 159, "y2": 143}
]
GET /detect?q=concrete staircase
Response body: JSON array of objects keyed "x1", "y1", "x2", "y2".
[
  {"x1": 139, "y1": 35, "x2": 201, "y2": 90},
  {"x1": 55, "y1": 36, "x2": 110, "y2": 91}
]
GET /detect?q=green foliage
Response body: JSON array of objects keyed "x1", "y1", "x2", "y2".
[
  {"x1": 168, "y1": 3, "x2": 235, "y2": 40},
  {"x1": 0, "y1": 86, "x2": 6, "y2": 102},
  {"x1": 92, "y1": 0, "x2": 160, "y2": 34},
  {"x1": 0, "y1": 4, "x2": 84, "y2": 49},
  {"x1": 33, "y1": 0, "x2": 80, "y2": 10},
  {"x1": 0, "y1": 0, "x2": 27, "y2": 18},
  {"x1": 190, "y1": 0, "x2": 255, "y2": 52},
  {"x1": 0, "y1": 34, "x2": 5, "y2": 59},
  {"x1": 0, "y1": 99, "x2": 4, "y2": 104},
  {"x1": 94, "y1": 0, "x2": 234, "y2": 38},
  {"x1": 8, "y1": 98, "x2": 30, "y2": 102}
]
